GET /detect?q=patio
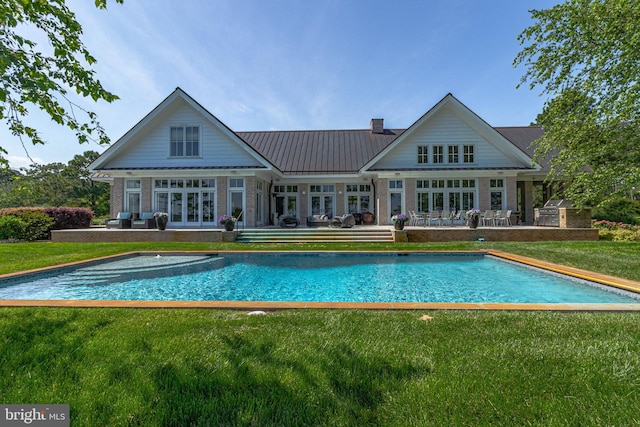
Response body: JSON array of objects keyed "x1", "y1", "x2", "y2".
[{"x1": 50, "y1": 224, "x2": 599, "y2": 243}]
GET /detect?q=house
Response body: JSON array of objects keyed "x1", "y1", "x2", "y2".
[{"x1": 89, "y1": 87, "x2": 547, "y2": 227}]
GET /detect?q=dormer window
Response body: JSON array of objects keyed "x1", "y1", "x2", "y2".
[{"x1": 170, "y1": 126, "x2": 200, "y2": 157}]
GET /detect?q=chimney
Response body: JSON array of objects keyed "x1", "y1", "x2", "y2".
[{"x1": 370, "y1": 118, "x2": 384, "y2": 134}]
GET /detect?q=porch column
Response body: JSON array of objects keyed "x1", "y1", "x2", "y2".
[
  {"x1": 405, "y1": 178, "x2": 416, "y2": 212},
  {"x1": 300, "y1": 184, "x2": 309, "y2": 224},
  {"x1": 336, "y1": 183, "x2": 345, "y2": 216},
  {"x1": 523, "y1": 180, "x2": 535, "y2": 225},
  {"x1": 477, "y1": 177, "x2": 490, "y2": 211},
  {"x1": 111, "y1": 178, "x2": 125, "y2": 217},
  {"x1": 218, "y1": 177, "x2": 228, "y2": 220},
  {"x1": 377, "y1": 178, "x2": 389, "y2": 225},
  {"x1": 506, "y1": 176, "x2": 517, "y2": 211},
  {"x1": 244, "y1": 176, "x2": 256, "y2": 227},
  {"x1": 141, "y1": 177, "x2": 152, "y2": 213}
]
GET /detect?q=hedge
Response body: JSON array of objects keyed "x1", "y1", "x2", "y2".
[{"x1": 0, "y1": 207, "x2": 93, "y2": 241}]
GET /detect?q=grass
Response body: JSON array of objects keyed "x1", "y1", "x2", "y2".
[
  {"x1": 1, "y1": 241, "x2": 640, "y2": 425},
  {"x1": 0, "y1": 308, "x2": 639, "y2": 425}
]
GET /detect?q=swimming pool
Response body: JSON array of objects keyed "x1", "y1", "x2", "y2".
[{"x1": 0, "y1": 252, "x2": 639, "y2": 305}]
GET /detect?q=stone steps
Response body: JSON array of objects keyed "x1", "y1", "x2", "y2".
[{"x1": 237, "y1": 227, "x2": 394, "y2": 243}]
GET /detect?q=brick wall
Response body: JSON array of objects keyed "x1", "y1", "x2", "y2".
[
  {"x1": 559, "y1": 208, "x2": 592, "y2": 228},
  {"x1": 111, "y1": 178, "x2": 124, "y2": 217}
]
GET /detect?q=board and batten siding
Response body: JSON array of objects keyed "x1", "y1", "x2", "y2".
[
  {"x1": 101, "y1": 100, "x2": 264, "y2": 169},
  {"x1": 370, "y1": 105, "x2": 530, "y2": 171}
]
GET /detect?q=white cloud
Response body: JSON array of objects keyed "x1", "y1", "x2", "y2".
[{"x1": 7, "y1": 155, "x2": 45, "y2": 169}]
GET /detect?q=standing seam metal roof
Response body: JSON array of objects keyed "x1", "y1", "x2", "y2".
[
  {"x1": 237, "y1": 129, "x2": 402, "y2": 174},
  {"x1": 237, "y1": 126, "x2": 543, "y2": 175}
]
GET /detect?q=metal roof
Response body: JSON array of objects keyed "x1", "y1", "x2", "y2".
[
  {"x1": 237, "y1": 129, "x2": 402, "y2": 175},
  {"x1": 237, "y1": 126, "x2": 543, "y2": 175}
]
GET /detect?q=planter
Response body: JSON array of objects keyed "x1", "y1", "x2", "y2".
[
  {"x1": 469, "y1": 215, "x2": 479, "y2": 229},
  {"x1": 394, "y1": 221, "x2": 405, "y2": 230},
  {"x1": 362, "y1": 212, "x2": 375, "y2": 225},
  {"x1": 223, "y1": 222, "x2": 235, "y2": 231},
  {"x1": 155, "y1": 217, "x2": 167, "y2": 230}
]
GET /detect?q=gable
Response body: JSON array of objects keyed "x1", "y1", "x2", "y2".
[
  {"x1": 364, "y1": 95, "x2": 536, "y2": 172},
  {"x1": 90, "y1": 89, "x2": 273, "y2": 172}
]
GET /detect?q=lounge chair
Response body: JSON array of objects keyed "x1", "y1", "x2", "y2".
[
  {"x1": 307, "y1": 214, "x2": 331, "y2": 227},
  {"x1": 279, "y1": 215, "x2": 300, "y2": 228},
  {"x1": 331, "y1": 214, "x2": 355, "y2": 228},
  {"x1": 106, "y1": 212, "x2": 132, "y2": 229},
  {"x1": 132, "y1": 212, "x2": 156, "y2": 229}
]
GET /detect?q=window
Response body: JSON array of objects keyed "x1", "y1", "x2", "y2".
[
  {"x1": 463, "y1": 145, "x2": 475, "y2": 163},
  {"x1": 153, "y1": 178, "x2": 216, "y2": 225},
  {"x1": 346, "y1": 184, "x2": 372, "y2": 213},
  {"x1": 125, "y1": 179, "x2": 141, "y2": 218},
  {"x1": 416, "y1": 178, "x2": 477, "y2": 213},
  {"x1": 432, "y1": 145, "x2": 444, "y2": 164},
  {"x1": 229, "y1": 178, "x2": 244, "y2": 188},
  {"x1": 170, "y1": 126, "x2": 199, "y2": 157},
  {"x1": 417, "y1": 146, "x2": 428, "y2": 164},
  {"x1": 448, "y1": 146, "x2": 459, "y2": 163},
  {"x1": 490, "y1": 179, "x2": 504, "y2": 210},
  {"x1": 389, "y1": 180, "x2": 403, "y2": 189},
  {"x1": 310, "y1": 184, "x2": 334, "y2": 193}
]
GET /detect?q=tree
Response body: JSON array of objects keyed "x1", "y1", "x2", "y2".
[
  {"x1": 514, "y1": 0, "x2": 640, "y2": 207},
  {"x1": 0, "y1": 0, "x2": 122, "y2": 166},
  {"x1": 62, "y1": 150, "x2": 109, "y2": 215},
  {"x1": 0, "y1": 151, "x2": 109, "y2": 213}
]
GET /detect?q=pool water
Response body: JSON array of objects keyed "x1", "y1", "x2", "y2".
[{"x1": 0, "y1": 253, "x2": 638, "y2": 304}]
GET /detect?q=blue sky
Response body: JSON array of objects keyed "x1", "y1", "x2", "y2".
[{"x1": 3, "y1": 0, "x2": 560, "y2": 168}]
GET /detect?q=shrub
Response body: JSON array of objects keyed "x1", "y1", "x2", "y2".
[
  {"x1": 0, "y1": 216, "x2": 27, "y2": 241},
  {"x1": 43, "y1": 207, "x2": 94, "y2": 229},
  {"x1": 591, "y1": 219, "x2": 640, "y2": 232},
  {"x1": 0, "y1": 207, "x2": 93, "y2": 240},
  {"x1": 0, "y1": 210, "x2": 54, "y2": 241},
  {"x1": 592, "y1": 198, "x2": 640, "y2": 225},
  {"x1": 598, "y1": 229, "x2": 640, "y2": 242}
]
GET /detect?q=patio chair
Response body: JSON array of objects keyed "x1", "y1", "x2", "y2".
[
  {"x1": 106, "y1": 212, "x2": 132, "y2": 229},
  {"x1": 427, "y1": 211, "x2": 442, "y2": 226},
  {"x1": 481, "y1": 210, "x2": 495, "y2": 226},
  {"x1": 409, "y1": 211, "x2": 425, "y2": 226},
  {"x1": 440, "y1": 210, "x2": 453, "y2": 226},
  {"x1": 279, "y1": 214, "x2": 300, "y2": 228},
  {"x1": 330, "y1": 214, "x2": 355, "y2": 228},
  {"x1": 132, "y1": 212, "x2": 156, "y2": 229},
  {"x1": 495, "y1": 209, "x2": 512, "y2": 226},
  {"x1": 451, "y1": 210, "x2": 465, "y2": 226},
  {"x1": 307, "y1": 214, "x2": 331, "y2": 227}
]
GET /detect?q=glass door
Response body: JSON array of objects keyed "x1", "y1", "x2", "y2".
[
  {"x1": 230, "y1": 191, "x2": 244, "y2": 224},
  {"x1": 171, "y1": 193, "x2": 183, "y2": 223},
  {"x1": 389, "y1": 192, "x2": 403, "y2": 217},
  {"x1": 311, "y1": 195, "x2": 334, "y2": 217},
  {"x1": 186, "y1": 192, "x2": 199, "y2": 224},
  {"x1": 202, "y1": 191, "x2": 215, "y2": 224}
]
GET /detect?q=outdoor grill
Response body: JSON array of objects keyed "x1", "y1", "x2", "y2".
[{"x1": 535, "y1": 199, "x2": 572, "y2": 227}]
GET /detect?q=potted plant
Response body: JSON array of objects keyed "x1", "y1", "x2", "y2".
[
  {"x1": 391, "y1": 213, "x2": 409, "y2": 230},
  {"x1": 466, "y1": 208, "x2": 481, "y2": 229},
  {"x1": 218, "y1": 215, "x2": 237, "y2": 231},
  {"x1": 153, "y1": 212, "x2": 168, "y2": 230}
]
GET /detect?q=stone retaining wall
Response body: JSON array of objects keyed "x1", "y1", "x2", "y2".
[
  {"x1": 406, "y1": 227, "x2": 598, "y2": 242},
  {"x1": 52, "y1": 229, "x2": 227, "y2": 243}
]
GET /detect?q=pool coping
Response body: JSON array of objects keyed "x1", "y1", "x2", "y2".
[{"x1": 1, "y1": 250, "x2": 639, "y2": 311}]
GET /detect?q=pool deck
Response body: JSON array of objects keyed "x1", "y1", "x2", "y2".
[{"x1": 1, "y1": 250, "x2": 639, "y2": 311}]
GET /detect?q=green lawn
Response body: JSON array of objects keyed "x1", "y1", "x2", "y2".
[{"x1": 1, "y1": 241, "x2": 639, "y2": 425}]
